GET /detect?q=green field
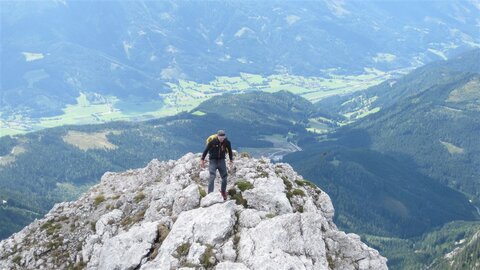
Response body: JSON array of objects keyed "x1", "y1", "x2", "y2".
[
  {"x1": 238, "y1": 133, "x2": 301, "y2": 160},
  {"x1": 307, "y1": 117, "x2": 336, "y2": 134},
  {"x1": 0, "y1": 69, "x2": 396, "y2": 137}
]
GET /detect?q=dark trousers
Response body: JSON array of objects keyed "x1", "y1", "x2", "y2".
[{"x1": 208, "y1": 159, "x2": 228, "y2": 193}]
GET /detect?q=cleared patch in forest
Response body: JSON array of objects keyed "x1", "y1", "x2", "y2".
[{"x1": 62, "y1": 130, "x2": 121, "y2": 151}]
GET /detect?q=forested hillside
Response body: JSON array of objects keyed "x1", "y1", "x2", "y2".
[
  {"x1": 433, "y1": 231, "x2": 480, "y2": 269},
  {"x1": 284, "y1": 50, "x2": 480, "y2": 269},
  {"x1": 364, "y1": 221, "x2": 480, "y2": 269},
  {"x1": 312, "y1": 50, "x2": 480, "y2": 202},
  {"x1": 0, "y1": 91, "x2": 313, "y2": 239},
  {"x1": 284, "y1": 146, "x2": 477, "y2": 237}
]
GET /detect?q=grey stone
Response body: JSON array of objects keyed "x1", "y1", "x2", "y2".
[
  {"x1": 172, "y1": 183, "x2": 201, "y2": 215},
  {"x1": 93, "y1": 222, "x2": 159, "y2": 270},
  {"x1": 0, "y1": 153, "x2": 387, "y2": 270},
  {"x1": 200, "y1": 191, "x2": 225, "y2": 207},
  {"x1": 141, "y1": 201, "x2": 236, "y2": 269}
]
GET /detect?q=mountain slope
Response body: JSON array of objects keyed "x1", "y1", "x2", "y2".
[
  {"x1": 1, "y1": 0, "x2": 479, "y2": 122},
  {"x1": 0, "y1": 153, "x2": 387, "y2": 269},
  {"x1": 285, "y1": 50, "x2": 480, "y2": 236},
  {"x1": 316, "y1": 49, "x2": 480, "y2": 120},
  {"x1": 284, "y1": 146, "x2": 477, "y2": 238},
  {"x1": 358, "y1": 74, "x2": 480, "y2": 200},
  {"x1": 431, "y1": 230, "x2": 480, "y2": 269},
  {"x1": 364, "y1": 221, "x2": 480, "y2": 270},
  {"x1": 195, "y1": 91, "x2": 316, "y2": 124},
  {"x1": 284, "y1": 50, "x2": 480, "y2": 269},
  {"x1": 0, "y1": 91, "x2": 313, "y2": 239},
  {"x1": 310, "y1": 50, "x2": 480, "y2": 203}
]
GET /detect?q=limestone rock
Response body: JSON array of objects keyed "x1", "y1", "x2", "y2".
[
  {"x1": 141, "y1": 201, "x2": 236, "y2": 269},
  {"x1": 0, "y1": 153, "x2": 387, "y2": 270},
  {"x1": 172, "y1": 183, "x2": 201, "y2": 215},
  {"x1": 238, "y1": 213, "x2": 329, "y2": 269},
  {"x1": 200, "y1": 191, "x2": 225, "y2": 207},
  {"x1": 93, "y1": 222, "x2": 159, "y2": 270}
]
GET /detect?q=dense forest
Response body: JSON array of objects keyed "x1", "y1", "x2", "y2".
[
  {"x1": 284, "y1": 146, "x2": 477, "y2": 238},
  {"x1": 315, "y1": 50, "x2": 480, "y2": 202},
  {"x1": 364, "y1": 221, "x2": 480, "y2": 269}
]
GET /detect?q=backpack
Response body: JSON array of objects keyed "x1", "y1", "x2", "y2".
[
  {"x1": 206, "y1": 134, "x2": 218, "y2": 145},
  {"x1": 206, "y1": 134, "x2": 230, "y2": 153}
]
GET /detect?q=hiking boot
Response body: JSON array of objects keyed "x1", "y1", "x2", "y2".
[{"x1": 221, "y1": 191, "x2": 227, "y2": 201}]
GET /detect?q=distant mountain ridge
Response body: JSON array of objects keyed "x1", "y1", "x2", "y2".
[
  {"x1": 1, "y1": 0, "x2": 479, "y2": 121},
  {"x1": 318, "y1": 49, "x2": 480, "y2": 116}
]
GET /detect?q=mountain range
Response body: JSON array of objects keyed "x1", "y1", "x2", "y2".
[
  {"x1": 287, "y1": 49, "x2": 480, "y2": 234},
  {"x1": 1, "y1": 0, "x2": 479, "y2": 131},
  {"x1": 1, "y1": 1, "x2": 480, "y2": 268},
  {"x1": 1, "y1": 50, "x2": 480, "y2": 268},
  {"x1": 284, "y1": 49, "x2": 480, "y2": 268}
]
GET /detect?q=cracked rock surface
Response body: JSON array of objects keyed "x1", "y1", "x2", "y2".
[{"x1": 0, "y1": 153, "x2": 387, "y2": 269}]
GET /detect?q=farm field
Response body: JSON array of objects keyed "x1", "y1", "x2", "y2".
[{"x1": 0, "y1": 68, "x2": 403, "y2": 137}]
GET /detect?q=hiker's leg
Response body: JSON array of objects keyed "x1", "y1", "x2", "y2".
[
  {"x1": 208, "y1": 160, "x2": 217, "y2": 193},
  {"x1": 218, "y1": 159, "x2": 228, "y2": 193}
]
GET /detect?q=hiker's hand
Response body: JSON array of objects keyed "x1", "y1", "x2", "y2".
[
  {"x1": 200, "y1": 159, "x2": 205, "y2": 168},
  {"x1": 229, "y1": 160, "x2": 233, "y2": 167}
]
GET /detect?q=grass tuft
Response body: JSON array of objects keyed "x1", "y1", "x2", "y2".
[
  {"x1": 198, "y1": 186, "x2": 207, "y2": 198},
  {"x1": 199, "y1": 244, "x2": 215, "y2": 268},
  {"x1": 175, "y1": 242, "x2": 191, "y2": 258},
  {"x1": 235, "y1": 180, "x2": 254, "y2": 192},
  {"x1": 134, "y1": 192, "x2": 146, "y2": 203},
  {"x1": 94, "y1": 194, "x2": 105, "y2": 206}
]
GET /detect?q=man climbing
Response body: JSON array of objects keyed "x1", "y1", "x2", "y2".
[{"x1": 200, "y1": 130, "x2": 233, "y2": 200}]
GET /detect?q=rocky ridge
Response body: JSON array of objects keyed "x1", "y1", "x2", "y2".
[{"x1": 0, "y1": 153, "x2": 387, "y2": 269}]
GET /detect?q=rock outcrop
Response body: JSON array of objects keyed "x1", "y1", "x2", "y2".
[{"x1": 0, "y1": 153, "x2": 387, "y2": 269}]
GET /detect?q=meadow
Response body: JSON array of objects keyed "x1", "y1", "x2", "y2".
[{"x1": 0, "y1": 69, "x2": 398, "y2": 137}]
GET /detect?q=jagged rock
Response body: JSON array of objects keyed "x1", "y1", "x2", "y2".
[
  {"x1": 200, "y1": 170, "x2": 210, "y2": 181},
  {"x1": 92, "y1": 222, "x2": 159, "y2": 270},
  {"x1": 243, "y1": 185, "x2": 293, "y2": 214},
  {"x1": 172, "y1": 183, "x2": 201, "y2": 215},
  {"x1": 316, "y1": 192, "x2": 335, "y2": 221},
  {"x1": 186, "y1": 242, "x2": 207, "y2": 265},
  {"x1": 141, "y1": 201, "x2": 236, "y2": 269},
  {"x1": 200, "y1": 191, "x2": 225, "y2": 207},
  {"x1": 219, "y1": 238, "x2": 237, "y2": 262},
  {"x1": 238, "y1": 209, "x2": 263, "y2": 228},
  {"x1": 238, "y1": 212, "x2": 330, "y2": 269},
  {"x1": 324, "y1": 230, "x2": 386, "y2": 270},
  {"x1": 0, "y1": 153, "x2": 387, "y2": 270},
  {"x1": 95, "y1": 209, "x2": 123, "y2": 239}
]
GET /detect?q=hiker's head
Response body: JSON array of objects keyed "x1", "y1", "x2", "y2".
[{"x1": 217, "y1": 130, "x2": 226, "y2": 142}]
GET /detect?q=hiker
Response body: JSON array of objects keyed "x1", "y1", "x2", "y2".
[{"x1": 200, "y1": 130, "x2": 233, "y2": 200}]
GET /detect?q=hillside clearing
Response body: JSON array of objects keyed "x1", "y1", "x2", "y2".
[{"x1": 62, "y1": 131, "x2": 121, "y2": 151}]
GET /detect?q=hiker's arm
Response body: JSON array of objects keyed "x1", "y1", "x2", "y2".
[
  {"x1": 227, "y1": 141, "x2": 233, "y2": 161},
  {"x1": 201, "y1": 141, "x2": 213, "y2": 160}
]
